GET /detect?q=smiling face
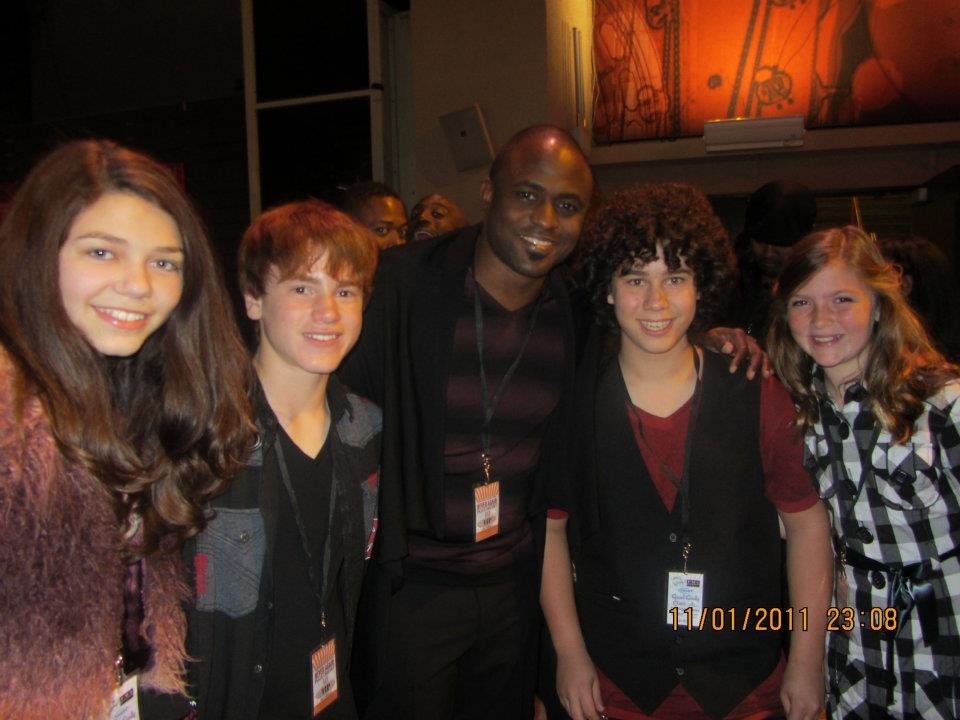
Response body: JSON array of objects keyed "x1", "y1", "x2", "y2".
[
  {"x1": 58, "y1": 192, "x2": 184, "y2": 357},
  {"x1": 246, "y1": 254, "x2": 364, "y2": 381},
  {"x1": 786, "y1": 259, "x2": 877, "y2": 392},
  {"x1": 608, "y1": 248, "x2": 697, "y2": 362},
  {"x1": 479, "y1": 134, "x2": 593, "y2": 284},
  {"x1": 409, "y1": 194, "x2": 468, "y2": 242}
]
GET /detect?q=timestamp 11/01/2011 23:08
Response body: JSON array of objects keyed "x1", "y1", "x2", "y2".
[{"x1": 669, "y1": 606, "x2": 899, "y2": 632}]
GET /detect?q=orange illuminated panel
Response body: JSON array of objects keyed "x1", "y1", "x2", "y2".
[{"x1": 593, "y1": 0, "x2": 960, "y2": 143}]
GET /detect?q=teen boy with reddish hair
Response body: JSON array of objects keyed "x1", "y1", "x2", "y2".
[{"x1": 185, "y1": 199, "x2": 382, "y2": 720}]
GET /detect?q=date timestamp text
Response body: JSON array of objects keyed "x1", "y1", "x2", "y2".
[{"x1": 669, "y1": 606, "x2": 898, "y2": 632}]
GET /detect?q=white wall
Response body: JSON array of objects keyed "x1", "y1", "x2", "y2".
[
  {"x1": 545, "y1": 0, "x2": 593, "y2": 149},
  {"x1": 383, "y1": 10, "x2": 416, "y2": 207},
  {"x1": 409, "y1": 0, "x2": 549, "y2": 221}
]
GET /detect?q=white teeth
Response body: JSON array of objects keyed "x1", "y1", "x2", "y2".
[
  {"x1": 812, "y1": 335, "x2": 840, "y2": 344},
  {"x1": 641, "y1": 320, "x2": 670, "y2": 330},
  {"x1": 306, "y1": 333, "x2": 338, "y2": 341},
  {"x1": 523, "y1": 236, "x2": 552, "y2": 249},
  {"x1": 100, "y1": 308, "x2": 146, "y2": 321}
]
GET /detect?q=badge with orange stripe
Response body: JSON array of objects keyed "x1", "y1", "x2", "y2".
[
  {"x1": 474, "y1": 480, "x2": 501, "y2": 542},
  {"x1": 311, "y1": 638, "x2": 338, "y2": 715}
]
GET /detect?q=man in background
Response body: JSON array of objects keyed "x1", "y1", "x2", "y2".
[{"x1": 341, "y1": 181, "x2": 408, "y2": 250}]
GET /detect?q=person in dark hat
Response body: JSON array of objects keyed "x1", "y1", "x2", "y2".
[{"x1": 729, "y1": 180, "x2": 817, "y2": 344}]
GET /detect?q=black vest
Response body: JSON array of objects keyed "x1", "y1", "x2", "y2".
[{"x1": 572, "y1": 351, "x2": 783, "y2": 718}]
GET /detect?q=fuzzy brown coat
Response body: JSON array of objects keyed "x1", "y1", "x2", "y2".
[{"x1": 0, "y1": 351, "x2": 190, "y2": 719}]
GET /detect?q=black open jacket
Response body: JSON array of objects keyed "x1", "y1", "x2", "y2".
[
  {"x1": 337, "y1": 225, "x2": 588, "y2": 702},
  {"x1": 182, "y1": 376, "x2": 381, "y2": 719}
]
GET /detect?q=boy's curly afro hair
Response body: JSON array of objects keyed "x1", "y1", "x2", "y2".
[{"x1": 577, "y1": 182, "x2": 737, "y2": 336}]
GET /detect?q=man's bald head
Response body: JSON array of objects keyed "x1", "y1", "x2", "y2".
[{"x1": 488, "y1": 125, "x2": 592, "y2": 190}]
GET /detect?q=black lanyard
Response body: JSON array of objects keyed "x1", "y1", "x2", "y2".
[
  {"x1": 473, "y1": 277, "x2": 544, "y2": 482},
  {"x1": 621, "y1": 351, "x2": 702, "y2": 565},
  {"x1": 274, "y1": 437, "x2": 337, "y2": 633}
]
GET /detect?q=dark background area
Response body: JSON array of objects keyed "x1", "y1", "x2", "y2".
[
  {"x1": 0, "y1": 0, "x2": 407, "y2": 308},
  {"x1": 2, "y1": 0, "x2": 249, "y2": 305}
]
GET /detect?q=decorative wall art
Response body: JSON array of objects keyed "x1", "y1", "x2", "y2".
[{"x1": 593, "y1": 0, "x2": 960, "y2": 143}]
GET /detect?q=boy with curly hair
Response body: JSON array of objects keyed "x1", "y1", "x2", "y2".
[{"x1": 541, "y1": 183, "x2": 832, "y2": 720}]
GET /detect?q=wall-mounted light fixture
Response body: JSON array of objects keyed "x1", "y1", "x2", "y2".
[
  {"x1": 439, "y1": 103, "x2": 496, "y2": 171},
  {"x1": 703, "y1": 115, "x2": 804, "y2": 152}
]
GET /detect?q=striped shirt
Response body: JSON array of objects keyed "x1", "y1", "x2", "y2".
[{"x1": 404, "y1": 271, "x2": 565, "y2": 582}]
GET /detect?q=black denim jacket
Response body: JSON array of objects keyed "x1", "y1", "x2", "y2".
[{"x1": 182, "y1": 375, "x2": 381, "y2": 720}]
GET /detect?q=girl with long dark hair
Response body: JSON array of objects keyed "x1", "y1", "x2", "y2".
[{"x1": 0, "y1": 139, "x2": 256, "y2": 719}]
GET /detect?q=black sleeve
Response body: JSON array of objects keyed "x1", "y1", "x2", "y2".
[
  {"x1": 137, "y1": 689, "x2": 193, "y2": 720},
  {"x1": 337, "y1": 256, "x2": 396, "y2": 405}
]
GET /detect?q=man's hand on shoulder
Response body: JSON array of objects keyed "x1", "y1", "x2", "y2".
[{"x1": 704, "y1": 326, "x2": 771, "y2": 379}]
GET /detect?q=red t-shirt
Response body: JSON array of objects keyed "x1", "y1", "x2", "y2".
[
  {"x1": 627, "y1": 374, "x2": 817, "y2": 516},
  {"x1": 549, "y1": 375, "x2": 818, "y2": 719},
  {"x1": 596, "y1": 656, "x2": 786, "y2": 720}
]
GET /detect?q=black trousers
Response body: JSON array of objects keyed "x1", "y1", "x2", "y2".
[{"x1": 361, "y1": 578, "x2": 538, "y2": 720}]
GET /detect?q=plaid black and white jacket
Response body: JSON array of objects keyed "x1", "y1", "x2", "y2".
[{"x1": 804, "y1": 373, "x2": 960, "y2": 719}]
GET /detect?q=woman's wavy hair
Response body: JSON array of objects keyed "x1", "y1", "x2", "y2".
[
  {"x1": 0, "y1": 139, "x2": 256, "y2": 554},
  {"x1": 577, "y1": 182, "x2": 737, "y2": 339},
  {"x1": 768, "y1": 226, "x2": 957, "y2": 442}
]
